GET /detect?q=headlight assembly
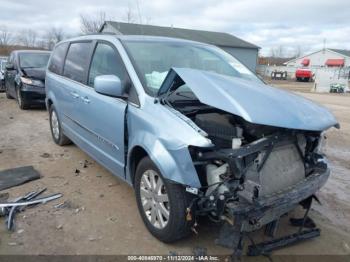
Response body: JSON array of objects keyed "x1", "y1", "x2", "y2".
[{"x1": 20, "y1": 77, "x2": 34, "y2": 85}]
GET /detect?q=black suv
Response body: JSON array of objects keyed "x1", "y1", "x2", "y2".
[{"x1": 5, "y1": 50, "x2": 51, "y2": 109}]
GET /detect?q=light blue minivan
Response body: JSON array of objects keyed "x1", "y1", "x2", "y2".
[{"x1": 46, "y1": 34, "x2": 338, "y2": 255}]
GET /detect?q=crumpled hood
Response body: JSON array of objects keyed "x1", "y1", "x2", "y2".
[
  {"x1": 161, "y1": 68, "x2": 338, "y2": 131},
  {"x1": 21, "y1": 68, "x2": 46, "y2": 81}
]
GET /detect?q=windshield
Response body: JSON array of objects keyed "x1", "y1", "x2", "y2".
[
  {"x1": 19, "y1": 53, "x2": 50, "y2": 68},
  {"x1": 123, "y1": 40, "x2": 262, "y2": 96}
]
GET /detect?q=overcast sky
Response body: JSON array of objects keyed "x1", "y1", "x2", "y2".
[{"x1": 1, "y1": 0, "x2": 349, "y2": 56}]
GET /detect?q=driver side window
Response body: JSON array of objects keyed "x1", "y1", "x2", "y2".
[{"x1": 88, "y1": 42, "x2": 127, "y2": 87}]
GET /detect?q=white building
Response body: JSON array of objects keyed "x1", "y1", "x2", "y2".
[{"x1": 284, "y1": 48, "x2": 350, "y2": 68}]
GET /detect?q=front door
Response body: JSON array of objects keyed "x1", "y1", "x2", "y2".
[{"x1": 74, "y1": 42, "x2": 129, "y2": 178}]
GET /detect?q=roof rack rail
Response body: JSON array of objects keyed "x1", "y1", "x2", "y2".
[{"x1": 80, "y1": 32, "x2": 117, "y2": 36}]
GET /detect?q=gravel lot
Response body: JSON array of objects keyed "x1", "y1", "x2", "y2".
[{"x1": 0, "y1": 86, "x2": 349, "y2": 258}]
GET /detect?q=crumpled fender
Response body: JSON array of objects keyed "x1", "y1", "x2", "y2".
[
  {"x1": 125, "y1": 99, "x2": 207, "y2": 188},
  {"x1": 127, "y1": 132, "x2": 201, "y2": 188}
]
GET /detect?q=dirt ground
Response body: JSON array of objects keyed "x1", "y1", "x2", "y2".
[{"x1": 0, "y1": 84, "x2": 350, "y2": 259}]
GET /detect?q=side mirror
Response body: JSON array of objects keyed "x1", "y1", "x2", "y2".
[
  {"x1": 94, "y1": 75, "x2": 126, "y2": 98},
  {"x1": 5, "y1": 63, "x2": 14, "y2": 70}
]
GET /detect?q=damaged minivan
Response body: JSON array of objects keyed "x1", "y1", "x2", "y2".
[{"x1": 45, "y1": 35, "x2": 338, "y2": 255}]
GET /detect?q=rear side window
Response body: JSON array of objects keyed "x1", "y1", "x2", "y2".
[
  {"x1": 63, "y1": 42, "x2": 91, "y2": 83},
  {"x1": 48, "y1": 43, "x2": 68, "y2": 75}
]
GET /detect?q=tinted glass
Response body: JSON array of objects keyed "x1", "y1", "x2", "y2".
[
  {"x1": 48, "y1": 43, "x2": 68, "y2": 75},
  {"x1": 63, "y1": 42, "x2": 91, "y2": 83},
  {"x1": 88, "y1": 43, "x2": 127, "y2": 87}
]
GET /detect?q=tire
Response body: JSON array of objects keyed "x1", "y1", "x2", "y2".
[
  {"x1": 49, "y1": 105, "x2": 71, "y2": 146},
  {"x1": 16, "y1": 87, "x2": 29, "y2": 110},
  {"x1": 135, "y1": 157, "x2": 194, "y2": 243}
]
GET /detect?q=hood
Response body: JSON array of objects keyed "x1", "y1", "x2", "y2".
[
  {"x1": 21, "y1": 68, "x2": 46, "y2": 81},
  {"x1": 159, "y1": 68, "x2": 338, "y2": 132}
]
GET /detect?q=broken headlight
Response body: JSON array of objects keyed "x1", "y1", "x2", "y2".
[{"x1": 316, "y1": 132, "x2": 327, "y2": 154}]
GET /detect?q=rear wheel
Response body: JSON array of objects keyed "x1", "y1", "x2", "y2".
[
  {"x1": 135, "y1": 157, "x2": 193, "y2": 243},
  {"x1": 49, "y1": 105, "x2": 71, "y2": 146}
]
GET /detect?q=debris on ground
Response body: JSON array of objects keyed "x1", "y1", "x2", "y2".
[
  {"x1": 107, "y1": 216, "x2": 117, "y2": 223},
  {"x1": 74, "y1": 169, "x2": 80, "y2": 175},
  {"x1": 74, "y1": 206, "x2": 85, "y2": 214},
  {"x1": 0, "y1": 166, "x2": 41, "y2": 191},
  {"x1": 0, "y1": 189, "x2": 63, "y2": 231},
  {"x1": 54, "y1": 200, "x2": 79, "y2": 210},
  {"x1": 40, "y1": 153, "x2": 51, "y2": 158},
  {"x1": 79, "y1": 160, "x2": 93, "y2": 169},
  {"x1": 0, "y1": 193, "x2": 9, "y2": 202}
]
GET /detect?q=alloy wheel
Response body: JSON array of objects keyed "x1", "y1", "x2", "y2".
[
  {"x1": 51, "y1": 110, "x2": 60, "y2": 140},
  {"x1": 140, "y1": 170, "x2": 170, "y2": 229}
]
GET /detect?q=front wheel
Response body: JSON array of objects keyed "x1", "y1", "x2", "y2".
[
  {"x1": 135, "y1": 157, "x2": 193, "y2": 243},
  {"x1": 16, "y1": 87, "x2": 29, "y2": 110}
]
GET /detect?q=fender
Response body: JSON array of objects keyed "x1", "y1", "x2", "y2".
[{"x1": 127, "y1": 132, "x2": 201, "y2": 188}]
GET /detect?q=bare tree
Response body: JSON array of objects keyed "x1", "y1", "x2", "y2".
[
  {"x1": 80, "y1": 11, "x2": 106, "y2": 34},
  {"x1": 125, "y1": 4, "x2": 136, "y2": 23},
  {"x1": 0, "y1": 25, "x2": 13, "y2": 46},
  {"x1": 293, "y1": 45, "x2": 303, "y2": 58},
  {"x1": 270, "y1": 45, "x2": 285, "y2": 58},
  {"x1": 43, "y1": 27, "x2": 65, "y2": 50},
  {"x1": 17, "y1": 29, "x2": 37, "y2": 47}
]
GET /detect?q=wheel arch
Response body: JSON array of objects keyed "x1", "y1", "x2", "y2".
[
  {"x1": 126, "y1": 134, "x2": 201, "y2": 189},
  {"x1": 128, "y1": 145, "x2": 149, "y2": 186}
]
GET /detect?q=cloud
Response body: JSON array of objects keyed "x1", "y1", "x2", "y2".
[{"x1": 0, "y1": 0, "x2": 349, "y2": 56}]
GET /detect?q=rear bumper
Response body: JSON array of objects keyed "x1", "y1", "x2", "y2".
[
  {"x1": 21, "y1": 85, "x2": 46, "y2": 104},
  {"x1": 226, "y1": 169, "x2": 330, "y2": 232}
]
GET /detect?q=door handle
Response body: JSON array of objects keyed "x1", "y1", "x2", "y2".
[
  {"x1": 70, "y1": 91, "x2": 79, "y2": 99},
  {"x1": 81, "y1": 96, "x2": 90, "y2": 104}
]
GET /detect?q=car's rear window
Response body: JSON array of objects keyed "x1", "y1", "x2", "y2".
[
  {"x1": 48, "y1": 43, "x2": 69, "y2": 75},
  {"x1": 63, "y1": 42, "x2": 91, "y2": 83}
]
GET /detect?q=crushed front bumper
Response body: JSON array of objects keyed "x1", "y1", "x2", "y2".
[
  {"x1": 230, "y1": 169, "x2": 329, "y2": 231},
  {"x1": 217, "y1": 169, "x2": 330, "y2": 250}
]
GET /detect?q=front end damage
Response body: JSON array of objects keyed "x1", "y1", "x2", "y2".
[
  {"x1": 188, "y1": 131, "x2": 329, "y2": 255},
  {"x1": 158, "y1": 68, "x2": 339, "y2": 256}
]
